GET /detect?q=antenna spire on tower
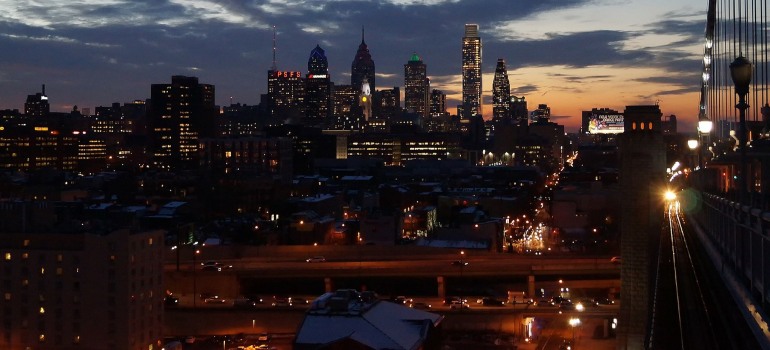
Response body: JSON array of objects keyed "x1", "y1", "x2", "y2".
[
  {"x1": 361, "y1": 26, "x2": 365, "y2": 43},
  {"x1": 271, "y1": 25, "x2": 277, "y2": 71}
]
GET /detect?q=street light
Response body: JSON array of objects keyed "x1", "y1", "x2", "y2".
[
  {"x1": 688, "y1": 139, "x2": 699, "y2": 169},
  {"x1": 730, "y1": 55, "x2": 752, "y2": 204},
  {"x1": 569, "y1": 317, "x2": 581, "y2": 346}
]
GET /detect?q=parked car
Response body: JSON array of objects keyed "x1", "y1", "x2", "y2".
[
  {"x1": 594, "y1": 297, "x2": 615, "y2": 305},
  {"x1": 306, "y1": 256, "x2": 326, "y2": 263}
]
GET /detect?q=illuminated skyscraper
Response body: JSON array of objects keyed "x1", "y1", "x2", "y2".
[
  {"x1": 305, "y1": 45, "x2": 331, "y2": 127},
  {"x1": 461, "y1": 24, "x2": 482, "y2": 118},
  {"x1": 148, "y1": 75, "x2": 216, "y2": 169},
  {"x1": 492, "y1": 59, "x2": 511, "y2": 122},
  {"x1": 404, "y1": 53, "x2": 430, "y2": 117},
  {"x1": 351, "y1": 28, "x2": 376, "y2": 93}
]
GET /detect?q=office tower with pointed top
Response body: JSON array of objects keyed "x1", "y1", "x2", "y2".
[
  {"x1": 462, "y1": 24, "x2": 482, "y2": 118},
  {"x1": 492, "y1": 58, "x2": 511, "y2": 123},
  {"x1": 404, "y1": 53, "x2": 430, "y2": 117},
  {"x1": 352, "y1": 28, "x2": 375, "y2": 94},
  {"x1": 305, "y1": 45, "x2": 331, "y2": 127}
]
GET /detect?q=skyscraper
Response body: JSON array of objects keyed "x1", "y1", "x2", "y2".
[
  {"x1": 510, "y1": 96, "x2": 529, "y2": 126},
  {"x1": 461, "y1": 24, "x2": 482, "y2": 118},
  {"x1": 351, "y1": 28, "x2": 376, "y2": 94},
  {"x1": 429, "y1": 89, "x2": 447, "y2": 117},
  {"x1": 492, "y1": 59, "x2": 511, "y2": 122},
  {"x1": 148, "y1": 75, "x2": 216, "y2": 169},
  {"x1": 404, "y1": 53, "x2": 430, "y2": 117},
  {"x1": 24, "y1": 84, "x2": 49, "y2": 117},
  {"x1": 305, "y1": 45, "x2": 331, "y2": 127},
  {"x1": 268, "y1": 69, "x2": 305, "y2": 123}
]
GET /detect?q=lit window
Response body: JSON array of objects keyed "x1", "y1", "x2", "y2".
[
  {"x1": 39, "y1": 334, "x2": 45, "y2": 342},
  {"x1": 4, "y1": 293, "x2": 10, "y2": 301},
  {"x1": 148, "y1": 238, "x2": 153, "y2": 246},
  {"x1": 74, "y1": 335, "x2": 80, "y2": 344},
  {"x1": 40, "y1": 268, "x2": 45, "y2": 275},
  {"x1": 3, "y1": 253, "x2": 9, "y2": 261},
  {"x1": 57, "y1": 255, "x2": 63, "y2": 262},
  {"x1": 39, "y1": 307, "x2": 45, "y2": 314},
  {"x1": 22, "y1": 279, "x2": 29, "y2": 286},
  {"x1": 22, "y1": 253, "x2": 28, "y2": 259},
  {"x1": 23, "y1": 239, "x2": 30, "y2": 246},
  {"x1": 56, "y1": 268, "x2": 63, "y2": 275}
]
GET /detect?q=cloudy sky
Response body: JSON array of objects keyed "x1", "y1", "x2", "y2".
[{"x1": 0, "y1": 0, "x2": 706, "y2": 132}]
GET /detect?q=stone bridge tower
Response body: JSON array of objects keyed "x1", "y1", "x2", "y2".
[{"x1": 617, "y1": 105, "x2": 666, "y2": 350}]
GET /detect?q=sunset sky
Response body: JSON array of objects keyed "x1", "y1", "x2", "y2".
[{"x1": 0, "y1": 0, "x2": 705, "y2": 132}]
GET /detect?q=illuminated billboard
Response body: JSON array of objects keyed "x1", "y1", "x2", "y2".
[{"x1": 588, "y1": 114, "x2": 624, "y2": 134}]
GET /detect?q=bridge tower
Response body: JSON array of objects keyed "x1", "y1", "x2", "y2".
[{"x1": 617, "y1": 105, "x2": 666, "y2": 350}]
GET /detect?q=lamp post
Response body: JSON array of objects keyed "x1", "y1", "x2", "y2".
[
  {"x1": 193, "y1": 248, "x2": 200, "y2": 309},
  {"x1": 697, "y1": 113, "x2": 713, "y2": 170},
  {"x1": 569, "y1": 317, "x2": 581, "y2": 347},
  {"x1": 687, "y1": 139, "x2": 699, "y2": 170},
  {"x1": 730, "y1": 55, "x2": 752, "y2": 205}
]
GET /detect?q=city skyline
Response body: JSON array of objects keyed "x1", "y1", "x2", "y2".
[{"x1": 0, "y1": 0, "x2": 704, "y2": 132}]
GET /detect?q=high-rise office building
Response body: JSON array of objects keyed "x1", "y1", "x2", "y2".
[
  {"x1": 511, "y1": 96, "x2": 529, "y2": 126},
  {"x1": 24, "y1": 84, "x2": 50, "y2": 117},
  {"x1": 305, "y1": 45, "x2": 331, "y2": 127},
  {"x1": 148, "y1": 75, "x2": 216, "y2": 169},
  {"x1": 268, "y1": 69, "x2": 305, "y2": 122},
  {"x1": 530, "y1": 103, "x2": 551, "y2": 124},
  {"x1": 333, "y1": 85, "x2": 359, "y2": 130},
  {"x1": 404, "y1": 53, "x2": 430, "y2": 117},
  {"x1": 461, "y1": 24, "x2": 482, "y2": 118},
  {"x1": 376, "y1": 87, "x2": 401, "y2": 121},
  {"x1": 351, "y1": 28, "x2": 375, "y2": 93},
  {"x1": 492, "y1": 59, "x2": 511, "y2": 122},
  {"x1": 429, "y1": 89, "x2": 447, "y2": 117}
]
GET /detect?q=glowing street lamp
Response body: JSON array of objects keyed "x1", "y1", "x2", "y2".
[{"x1": 569, "y1": 317, "x2": 581, "y2": 345}]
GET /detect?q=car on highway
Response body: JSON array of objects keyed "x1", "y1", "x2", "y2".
[
  {"x1": 201, "y1": 260, "x2": 233, "y2": 271},
  {"x1": 559, "y1": 300, "x2": 576, "y2": 310},
  {"x1": 292, "y1": 297, "x2": 310, "y2": 305},
  {"x1": 536, "y1": 299, "x2": 554, "y2": 307},
  {"x1": 449, "y1": 300, "x2": 470, "y2": 309},
  {"x1": 611, "y1": 256, "x2": 622, "y2": 264},
  {"x1": 257, "y1": 333, "x2": 271, "y2": 342},
  {"x1": 164, "y1": 295, "x2": 179, "y2": 307},
  {"x1": 392, "y1": 295, "x2": 413, "y2": 304},
  {"x1": 306, "y1": 256, "x2": 327, "y2": 263},
  {"x1": 594, "y1": 297, "x2": 615, "y2": 305},
  {"x1": 272, "y1": 295, "x2": 292, "y2": 307},
  {"x1": 204, "y1": 295, "x2": 227, "y2": 304},
  {"x1": 233, "y1": 297, "x2": 257, "y2": 309},
  {"x1": 477, "y1": 297, "x2": 505, "y2": 306},
  {"x1": 410, "y1": 302, "x2": 432, "y2": 310},
  {"x1": 451, "y1": 260, "x2": 469, "y2": 266}
]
